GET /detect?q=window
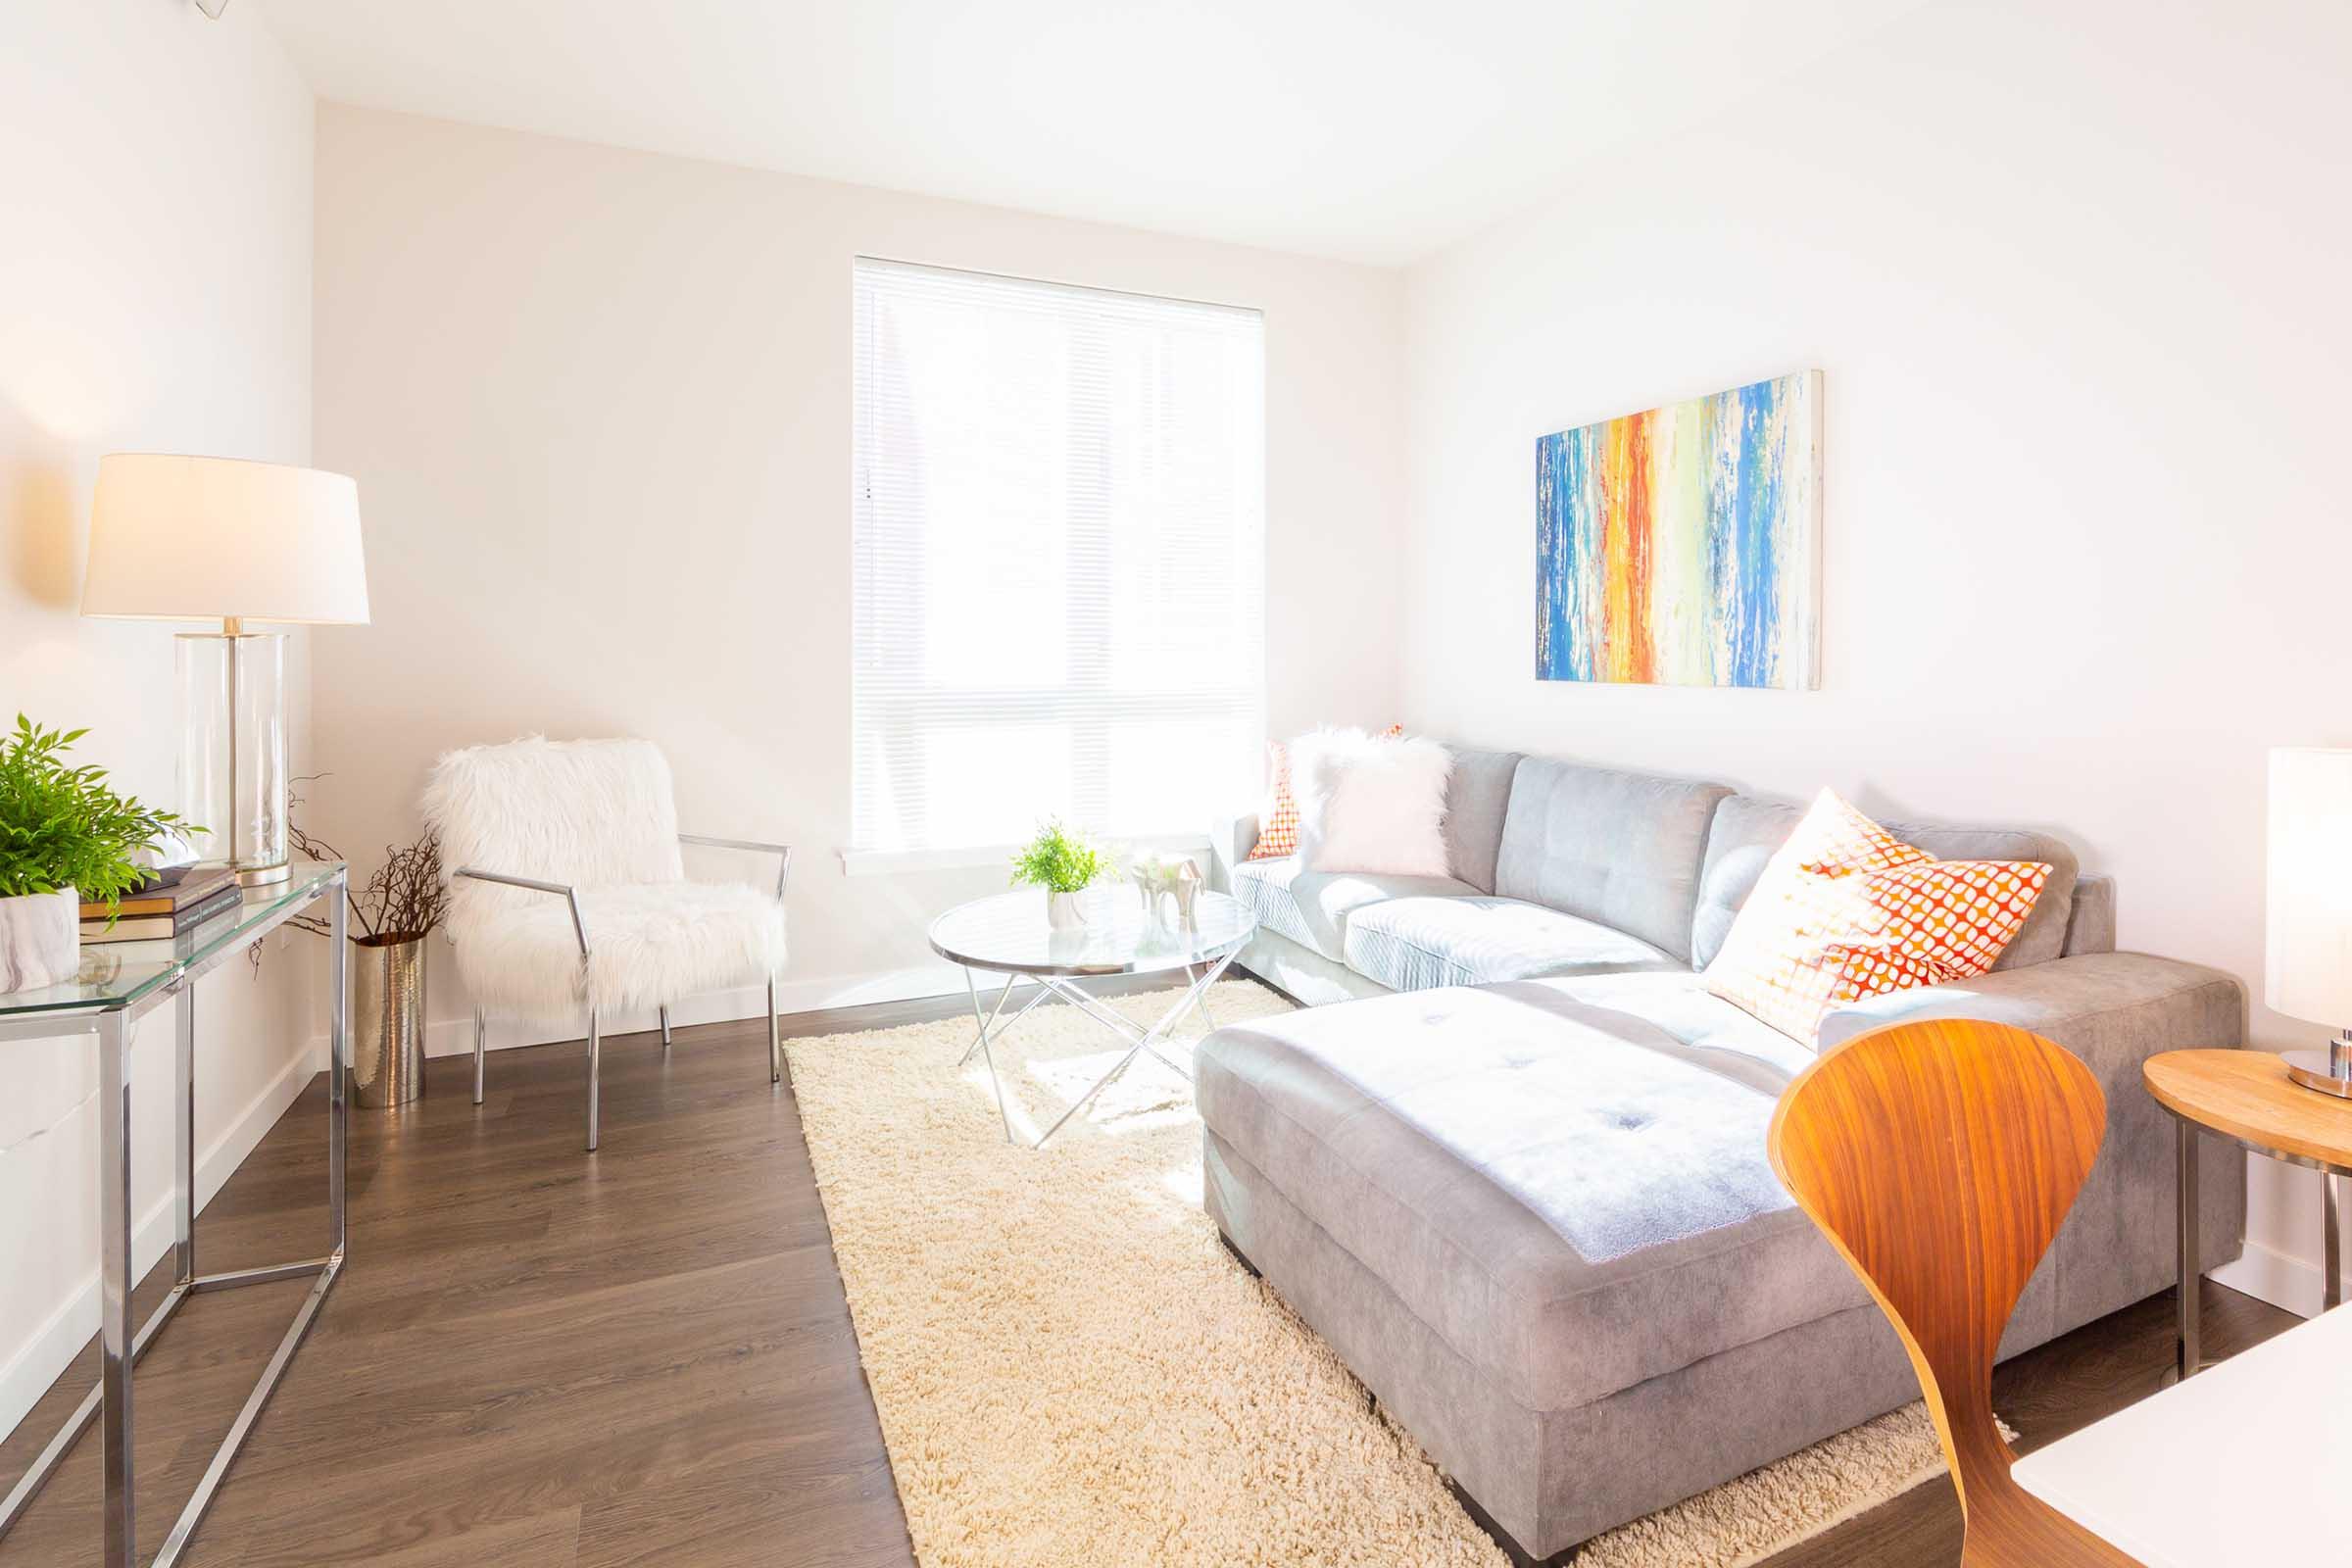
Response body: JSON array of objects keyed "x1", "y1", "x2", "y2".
[{"x1": 851, "y1": 258, "x2": 1266, "y2": 858}]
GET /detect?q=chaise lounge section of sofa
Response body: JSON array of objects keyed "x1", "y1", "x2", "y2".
[{"x1": 1199, "y1": 750, "x2": 2244, "y2": 1563}]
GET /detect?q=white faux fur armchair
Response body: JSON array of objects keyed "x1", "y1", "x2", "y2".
[{"x1": 422, "y1": 736, "x2": 791, "y2": 1152}]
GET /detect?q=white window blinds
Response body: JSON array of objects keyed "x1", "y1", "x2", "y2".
[{"x1": 852, "y1": 258, "x2": 1266, "y2": 856}]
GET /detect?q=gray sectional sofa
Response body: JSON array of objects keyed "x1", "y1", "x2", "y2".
[{"x1": 1200, "y1": 749, "x2": 2245, "y2": 1564}]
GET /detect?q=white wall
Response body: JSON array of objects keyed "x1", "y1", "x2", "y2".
[
  {"x1": 1399, "y1": 0, "x2": 2352, "y2": 1309},
  {"x1": 309, "y1": 104, "x2": 1407, "y2": 1039},
  {"x1": 0, "y1": 0, "x2": 318, "y2": 1429}
]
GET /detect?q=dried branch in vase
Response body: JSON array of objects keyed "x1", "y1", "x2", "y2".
[
  {"x1": 281, "y1": 775, "x2": 449, "y2": 946},
  {"x1": 357, "y1": 833, "x2": 450, "y2": 940}
]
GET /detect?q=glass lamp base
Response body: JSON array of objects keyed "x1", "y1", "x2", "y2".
[{"x1": 175, "y1": 631, "x2": 288, "y2": 881}]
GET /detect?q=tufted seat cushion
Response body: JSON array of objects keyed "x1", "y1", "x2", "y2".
[
  {"x1": 447, "y1": 881, "x2": 786, "y2": 1021},
  {"x1": 1229, "y1": 858, "x2": 1479, "y2": 961},
  {"x1": 1343, "y1": 896, "x2": 1684, "y2": 991},
  {"x1": 1194, "y1": 982, "x2": 1869, "y2": 1415}
]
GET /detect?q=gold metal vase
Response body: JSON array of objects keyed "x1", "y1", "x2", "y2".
[{"x1": 352, "y1": 934, "x2": 427, "y2": 1108}]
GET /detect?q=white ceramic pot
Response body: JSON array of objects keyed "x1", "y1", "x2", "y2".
[
  {"x1": 1047, "y1": 890, "x2": 1088, "y2": 930},
  {"x1": 0, "y1": 889, "x2": 79, "y2": 993}
]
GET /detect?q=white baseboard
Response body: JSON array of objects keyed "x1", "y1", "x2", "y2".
[
  {"x1": 0, "y1": 1042, "x2": 318, "y2": 1438},
  {"x1": 310, "y1": 961, "x2": 977, "y2": 1062},
  {"x1": 2209, "y1": 1238, "x2": 2327, "y2": 1320}
]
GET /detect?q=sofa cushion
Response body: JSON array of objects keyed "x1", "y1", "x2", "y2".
[
  {"x1": 1703, "y1": 789, "x2": 2055, "y2": 1043},
  {"x1": 1229, "y1": 858, "x2": 1479, "y2": 962},
  {"x1": 1195, "y1": 983, "x2": 1867, "y2": 1415},
  {"x1": 1690, "y1": 794, "x2": 2081, "y2": 973},
  {"x1": 1343, "y1": 897, "x2": 1683, "y2": 992},
  {"x1": 1250, "y1": 725, "x2": 1407, "y2": 861},
  {"x1": 1441, "y1": 748, "x2": 1523, "y2": 893},
  {"x1": 1524, "y1": 970, "x2": 1820, "y2": 1073},
  {"x1": 1294, "y1": 728, "x2": 1452, "y2": 877},
  {"x1": 453, "y1": 880, "x2": 785, "y2": 1020},
  {"x1": 1244, "y1": 741, "x2": 1301, "y2": 860},
  {"x1": 1494, "y1": 760, "x2": 1733, "y2": 963}
]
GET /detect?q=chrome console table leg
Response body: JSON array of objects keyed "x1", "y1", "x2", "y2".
[
  {"x1": 176, "y1": 988, "x2": 197, "y2": 1285},
  {"x1": 156, "y1": 879, "x2": 352, "y2": 1564},
  {"x1": 660, "y1": 1004, "x2": 672, "y2": 1052},
  {"x1": 98, "y1": 1007, "x2": 134, "y2": 1566},
  {"x1": 329, "y1": 886, "x2": 349, "y2": 1256}
]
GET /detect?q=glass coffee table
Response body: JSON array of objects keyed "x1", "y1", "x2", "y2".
[{"x1": 928, "y1": 885, "x2": 1256, "y2": 1148}]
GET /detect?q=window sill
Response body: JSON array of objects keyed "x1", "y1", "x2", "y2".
[{"x1": 838, "y1": 833, "x2": 1213, "y2": 878}]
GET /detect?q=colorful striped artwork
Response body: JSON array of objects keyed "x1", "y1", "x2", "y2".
[{"x1": 1536, "y1": 371, "x2": 1821, "y2": 689}]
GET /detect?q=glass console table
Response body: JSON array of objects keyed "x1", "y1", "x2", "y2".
[{"x1": 0, "y1": 862, "x2": 350, "y2": 1568}]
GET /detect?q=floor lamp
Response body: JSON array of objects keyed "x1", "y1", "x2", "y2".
[{"x1": 81, "y1": 455, "x2": 370, "y2": 886}]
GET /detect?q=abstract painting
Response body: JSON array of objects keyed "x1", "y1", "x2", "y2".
[{"x1": 1536, "y1": 370, "x2": 1821, "y2": 689}]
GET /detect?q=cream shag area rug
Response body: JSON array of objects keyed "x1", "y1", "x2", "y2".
[{"x1": 787, "y1": 979, "x2": 1965, "y2": 1568}]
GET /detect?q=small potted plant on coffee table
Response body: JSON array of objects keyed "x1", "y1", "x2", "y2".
[
  {"x1": 1009, "y1": 818, "x2": 1113, "y2": 930},
  {"x1": 0, "y1": 716, "x2": 188, "y2": 993}
]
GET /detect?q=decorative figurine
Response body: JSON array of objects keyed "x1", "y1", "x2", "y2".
[{"x1": 1131, "y1": 852, "x2": 1205, "y2": 928}]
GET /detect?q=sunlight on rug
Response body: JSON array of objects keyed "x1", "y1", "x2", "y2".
[{"x1": 785, "y1": 980, "x2": 1970, "y2": 1568}]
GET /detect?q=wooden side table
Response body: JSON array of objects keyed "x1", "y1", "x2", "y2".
[{"x1": 2144, "y1": 1049, "x2": 2352, "y2": 1378}]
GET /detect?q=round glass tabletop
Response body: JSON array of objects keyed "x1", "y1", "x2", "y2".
[{"x1": 927, "y1": 886, "x2": 1256, "y2": 977}]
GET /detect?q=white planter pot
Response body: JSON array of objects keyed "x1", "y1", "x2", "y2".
[
  {"x1": 1047, "y1": 890, "x2": 1088, "y2": 930},
  {"x1": 0, "y1": 889, "x2": 79, "y2": 994}
]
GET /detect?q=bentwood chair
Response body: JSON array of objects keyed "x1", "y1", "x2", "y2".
[
  {"x1": 1767, "y1": 1017, "x2": 2144, "y2": 1568},
  {"x1": 422, "y1": 736, "x2": 791, "y2": 1152}
]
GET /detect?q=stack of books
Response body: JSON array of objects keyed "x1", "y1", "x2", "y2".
[{"x1": 80, "y1": 869, "x2": 244, "y2": 944}]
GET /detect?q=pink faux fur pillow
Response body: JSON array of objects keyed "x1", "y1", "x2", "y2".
[{"x1": 1290, "y1": 727, "x2": 1453, "y2": 878}]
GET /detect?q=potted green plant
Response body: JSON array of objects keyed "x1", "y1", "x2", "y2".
[
  {"x1": 1009, "y1": 818, "x2": 1113, "y2": 929},
  {"x1": 0, "y1": 716, "x2": 188, "y2": 993}
]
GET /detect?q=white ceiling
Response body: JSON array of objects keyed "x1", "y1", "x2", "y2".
[{"x1": 252, "y1": 0, "x2": 1911, "y2": 267}]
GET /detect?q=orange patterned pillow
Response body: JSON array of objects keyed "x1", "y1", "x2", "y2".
[
  {"x1": 1705, "y1": 789, "x2": 2050, "y2": 1043},
  {"x1": 1248, "y1": 726, "x2": 1403, "y2": 860},
  {"x1": 1247, "y1": 742, "x2": 1301, "y2": 859}
]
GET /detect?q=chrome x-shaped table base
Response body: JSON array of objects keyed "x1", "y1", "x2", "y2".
[{"x1": 958, "y1": 949, "x2": 1239, "y2": 1148}]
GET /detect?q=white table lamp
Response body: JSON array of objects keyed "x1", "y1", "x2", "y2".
[
  {"x1": 82, "y1": 455, "x2": 369, "y2": 885},
  {"x1": 2268, "y1": 747, "x2": 2352, "y2": 1098}
]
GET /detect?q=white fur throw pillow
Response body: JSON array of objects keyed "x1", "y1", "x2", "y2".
[{"x1": 1290, "y1": 727, "x2": 1453, "y2": 877}]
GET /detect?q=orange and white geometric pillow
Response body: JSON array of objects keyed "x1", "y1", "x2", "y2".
[
  {"x1": 1704, "y1": 789, "x2": 2050, "y2": 1043},
  {"x1": 1248, "y1": 726, "x2": 1404, "y2": 861}
]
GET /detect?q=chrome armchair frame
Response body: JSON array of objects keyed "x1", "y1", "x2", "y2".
[{"x1": 455, "y1": 834, "x2": 792, "y2": 1152}]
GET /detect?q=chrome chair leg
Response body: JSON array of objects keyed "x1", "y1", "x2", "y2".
[
  {"x1": 767, "y1": 977, "x2": 781, "y2": 1085},
  {"x1": 585, "y1": 1007, "x2": 602, "y2": 1152},
  {"x1": 659, "y1": 1004, "x2": 672, "y2": 1051},
  {"x1": 472, "y1": 1008, "x2": 486, "y2": 1104}
]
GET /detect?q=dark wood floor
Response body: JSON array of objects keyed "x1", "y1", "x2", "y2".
[{"x1": 0, "y1": 989, "x2": 2297, "y2": 1567}]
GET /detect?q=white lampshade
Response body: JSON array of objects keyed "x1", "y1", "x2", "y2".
[
  {"x1": 81, "y1": 453, "x2": 370, "y2": 625},
  {"x1": 2267, "y1": 747, "x2": 2352, "y2": 1027}
]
